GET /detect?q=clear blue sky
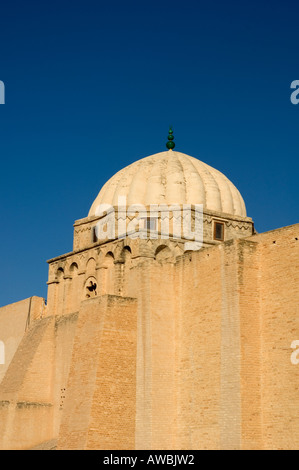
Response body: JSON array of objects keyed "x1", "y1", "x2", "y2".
[{"x1": 0, "y1": 0, "x2": 298, "y2": 307}]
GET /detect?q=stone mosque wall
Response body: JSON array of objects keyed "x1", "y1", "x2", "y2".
[{"x1": 0, "y1": 223, "x2": 298, "y2": 450}]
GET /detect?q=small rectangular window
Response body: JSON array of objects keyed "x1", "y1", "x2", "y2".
[
  {"x1": 92, "y1": 226, "x2": 97, "y2": 243},
  {"x1": 214, "y1": 221, "x2": 224, "y2": 241},
  {"x1": 143, "y1": 218, "x2": 157, "y2": 231}
]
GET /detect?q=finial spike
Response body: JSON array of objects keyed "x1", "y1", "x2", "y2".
[{"x1": 166, "y1": 126, "x2": 175, "y2": 150}]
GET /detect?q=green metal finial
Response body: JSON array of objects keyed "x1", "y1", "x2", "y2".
[{"x1": 166, "y1": 126, "x2": 175, "y2": 150}]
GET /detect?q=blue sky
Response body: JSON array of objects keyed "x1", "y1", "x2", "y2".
[{"x1": 0, "y1": 0, "x2": 298, "y2": 306}]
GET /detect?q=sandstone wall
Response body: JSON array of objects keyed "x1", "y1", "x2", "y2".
[
  {"x1": 0, "y1": 223, "x2": 298, "y2": 450},
  {"x1": 256, "y1": 225, "x2": 299, "y2": 450},
  {"x1": 58, "y1": 295, "x2": 137, "y2": 450},
  {"x1": 0, "y1": 296, "x2": 45, "y2": 384},
  {"x1": 0, "y1": 310, "x2": 78, "y2": 450}
]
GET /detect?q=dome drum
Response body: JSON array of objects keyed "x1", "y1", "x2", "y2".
[
  {"x1": 73, "y1": 150, "x2": 253, "y2": 251},
  {"x1": 73, "y1": 205, "x2": 253, "y2": 252}
]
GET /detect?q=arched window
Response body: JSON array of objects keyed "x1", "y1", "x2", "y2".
[
  {"x1": 70, "y1": 262, "x2": 78, "y2": 274},
  {"x1": 0, "y1": 341, "x2": 5, "y2": 365},
  {"x1": 104, "y1": 252, "x2": 114, "y2": 267},
  {"x1": 86, "y1": 257, "x2": 96, "y2": 275},
  {"x1": 155, "y1": 245, "x2": 172, "y2": 261},
  {"x1": 57, "y1": 267, "x2": 64, "y2": 279},
  {"x1": 121, "y1": 246, "x2": 132, "y2": 263},
  {"x1": 103, "y1": 252, "x2": 114, "y2": 295}
]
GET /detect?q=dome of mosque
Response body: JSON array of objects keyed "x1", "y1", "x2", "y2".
[{"x1": 88, "y1": 149, "x2": 246, "y2": 218}]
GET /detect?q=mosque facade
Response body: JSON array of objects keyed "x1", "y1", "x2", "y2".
[{"x1": 0, "y1": 133, "x2": 298, "y2": 450}]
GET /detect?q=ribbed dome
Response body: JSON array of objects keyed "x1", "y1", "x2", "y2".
[{"x1": 88, "y1": 151, "x2": 246, "y2": 217}]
